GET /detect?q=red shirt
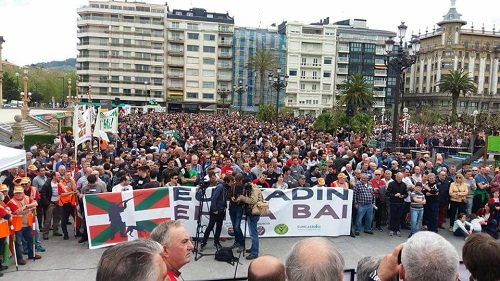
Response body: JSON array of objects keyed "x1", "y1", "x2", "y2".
[
  {"x1": 252, "y1": 179, "x2": 270, "y2": 188},
  {"x1": 370, "y1": 178, "x2": 386, "y2": 198},
  {"x1": 286, "y1": 158, "x2": 301, "y2": 167},
  {"x1": 167, "y1": 269, "x2": 180, "y2": 281},
  {"x1": 221, "y1": 165, "x2": 234, "y2": 176}
]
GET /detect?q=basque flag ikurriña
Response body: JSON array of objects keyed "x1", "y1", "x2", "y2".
[{"x1": 84, "y1": 188, "x2": 172, "y2": 249}]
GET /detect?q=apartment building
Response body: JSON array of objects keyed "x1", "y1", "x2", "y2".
[
  {"x1": 278, "y1": 19, "x2": 337, "y2": 117},
  {"x1": 335, "y1": 19, "x2": 396, "y2": 110},
  {"x1": 404, "y1": 0, "x2": 500, "y2": 114},
  {"x1": 166, "y1": 8, "x2": 234, "y2": 113},
  {"x1": 232, "y1": 26, "x2": 286, "y2": 111},
  {"x1": 76, "y1": 1, "x2": 166, "y2": 105}
]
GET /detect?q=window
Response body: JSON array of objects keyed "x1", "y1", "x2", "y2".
[
  {"x1": 123, "y1": 76, "x2": 131, "y2": 82},
  {"x1": 313, "y1": 58, "x2": 319, "y2": 66},
  {"x1": 350, "y1": 43, "x2": 362, "y2": 52},
  {"x1": 99, "y1": 76, "x2": 107, "y2": 83},
  {"x1": 187, "y1": 23, "x2": 198, "y2": 30},
  {"x1": 203, "y1": 93, "x2": 214, "y2": 99},
  {"x1": 202, "y1": 69, "x2": 215, "y2": 77},
  {"x1": 312, "y1": 84, "x2": 317, "y2": 90},
  {"x1": 111, "y1": 51, "x2": 119, "y2": 58},
  {"x1": 171, "y1": 22, "x2": 180, "y2": 29},
  {"x1": 202, "y1": 81, "x2": 215, "y2": 88},
  {"x1": 187, "y1": 45, "x2": 199, "y2": 52},
  {"x1": 289, "y1": 70, "x2": 297, "y2": 76},
  {"x1": 301, "y1": 70, "x2": 306, "y2": 78},
  {"x1": 186, "y1": 92, "x2": 198, "y2": 99},
  {"x1": 99, "y1": 51, "x2": 108, "y2": 58},
  {"x1": 324, "y1": 57, "x2": 332, "y2": 64},
  {"x1": 186, "y1": 56, "x2": 198, "y2": 64},
  {"x1": 186, "y1": 80, "x2": 199, "y2": 87},
  {"x1": 111, "y1": 88, "x2": 119, "y2": 93},
  {"x1": 323, "y1": 84, "x2": 331, "y2": 90},
  {"x1": 186, "y1": 68, "x2": 199, "y2": 76},
  {"x1": 203, "y1": 58, "x2": 215, "y2": 65},
  {"x1": 203, "y1": 46, "x2": 215, "y2": 53},
  {"x1": 111, "y1": 76, "x2": 119, "y2": 82},
  {"x1": 123, "y1": 51, "x2": 131, "y2": 58},
  {"x1": 123, "y1": 89, "x2": 131, "y2": 94},
  {"x1": 323, "y1": 71, "x2": 331, "y2": 78},
  {"x1": 187, "y1": 33, "x2": 199, "y2": 40},
  {"x1": 203, "y1": 34, "x2": 215, "y2": 41},
  {"x1": 123, "y1": 39, "x2": 131, "y2": 45},
  {"x1": 301, "y1": 57, "x2": 306, "y2": 65},
  {"x1": 300, "y1": 83, "x2": 305, "y2": 90}
]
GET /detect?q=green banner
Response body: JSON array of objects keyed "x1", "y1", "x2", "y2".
[{"x1": 487, "y1": 136, "x2": 500, "y2": 152}]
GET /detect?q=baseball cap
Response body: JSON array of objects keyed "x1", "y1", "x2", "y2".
[
  {"x1": 20, "y1": 177, "x2": 31, "y2": 184},
  {"x1": 337, "y1": 173, "x2": 347, "y2": 178},
  {"x1": 13, "y1": 186, "x2": 24, "y2": 193},
  {"x1": 318, "y1": 178, "x2": 325, "y2": 185},
  {"x1": 28, "y1": 164, "x2": 38, "y2": 171},
  {"x1": 0, "y1": 184, "x2": 7, "y2": 192}
]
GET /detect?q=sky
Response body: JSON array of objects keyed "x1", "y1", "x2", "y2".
[{"x1": 0, "y1": 0, "x2": 499, "y2": 66}]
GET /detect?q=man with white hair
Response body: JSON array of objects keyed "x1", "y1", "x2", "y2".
[
  {"x1": 374, "y1": 231, "x2": 459, "y2": 281},
  {"x1": 286, "y1": 237, "x2": 344, "y2": 281}
]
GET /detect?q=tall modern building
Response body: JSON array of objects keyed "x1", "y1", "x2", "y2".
[
  {"x1": 166, "y1": 7, "x2": 234, "y2": 113},
  {"x1": 404, "y1": 0, "x2": 500, "y2": 114},
  {"x1": 232, "y1": 26, "x2": 286, "y2": 111},
  {"x1": 76, "y1": 1, "x2": 166, "y2": 105},
  {"x1": 278, "y1": 19, "x2": 337, "y2": 117},
  {"x1": 335, "y1": 19, "x2": 396, "y2": 110}
]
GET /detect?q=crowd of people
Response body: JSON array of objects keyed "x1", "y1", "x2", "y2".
[
  {"x1": 96, "y1": 219, "x2": 500, "y2": 281},
  {"x1": 0, "y1": 111, "x2": 499, "y2": 278}
]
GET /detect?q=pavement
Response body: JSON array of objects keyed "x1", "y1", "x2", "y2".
[{"x1": 2, "y1": 224, "x2": 468, "y2": 281}]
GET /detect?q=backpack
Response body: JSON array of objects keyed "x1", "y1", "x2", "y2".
[
  {"x1": 251, "y1": 187, "x2": 270, "y2": 216},
  {"x1": 214, "y1": 247, "x2": 239, "y2": 265}
]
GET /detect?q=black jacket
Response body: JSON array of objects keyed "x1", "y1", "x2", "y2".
[
  {"x1": 210, "y1": 182, "x2": 227, "y2": 213},
  {"x1": 40, "y1": 179, "x2": 55, "y2": 209},
  {"x1": 386, "y1": 180, "x2": 408, "y2": 204}
]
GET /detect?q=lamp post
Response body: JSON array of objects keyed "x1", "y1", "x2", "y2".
[
  {"x1": 385, "y1": 22, "x2": 420, "y2": 150},
  {"x1": 381, "y1": 108, "x2": 386, "y2": 124},
  {"x1": 88, "y1": 84, "x2": 92, "y2": 106},
  {"x1": 268, "y1": 67, "x2": 289, "y2": 122},
  {"x1": 66, "y1": 77, "x2": 73, "y2": 110},
  {"x1": 144, "y1": 81, "x2": 149, "y2": 106},
  {"x1": 217, "y1": 88, "x2": 230, "y2": 114},
  {"x1": 0, "y1": 36, "x2": 4, "y2": 109},
  {"x1": 234, "y1": 78, "x2": 246, "y2": 115},
  {"x1": 20, "y1": 66, "x2": 31, "y2": 119},
  {"x1": 75, "y1": 78, "x2": 80, "y2": 105},
  {"x1": 472, "y1": 110, "x2": 479, "y2": 154}
]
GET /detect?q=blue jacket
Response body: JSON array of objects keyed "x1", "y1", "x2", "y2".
[{"x1": 210, "y1": 182, "x2": 227, "y2": 213}]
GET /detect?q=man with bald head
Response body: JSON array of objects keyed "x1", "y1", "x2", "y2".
[
  {"x1": 286, "y1": 237, "x2": 344, "y2": 281},
  {"x1": 386, "y1": 172, "x2": 408, "y2": 237},
  {"x1": 247, "y1": 255, "x2": 285, "y2": 281}
]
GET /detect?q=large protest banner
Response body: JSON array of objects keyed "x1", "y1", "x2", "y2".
[{"x1": 84, "y1": 187, "x2": 352, "y2": 249}]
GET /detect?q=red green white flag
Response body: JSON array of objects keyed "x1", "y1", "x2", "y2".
[{"x1": 84, "y1": 187, "x2": 172, "y2": 249}]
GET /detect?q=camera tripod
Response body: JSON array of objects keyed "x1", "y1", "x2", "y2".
[{"x1": 192, "y1": 186, "x2": 216, "y2": 261}]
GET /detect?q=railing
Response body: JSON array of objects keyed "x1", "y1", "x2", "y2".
[
  {"x1": 27, "y1": 115, "x2": 52, "y2": 132},
  {"x1": 337, "y1": 57, "x2": 349, "y2": 63},
  {"x1": 374, "y1": 70, "x2": 387, "y2": 76},
  {"x1": 337, "y1": 68, "x2": 348, "y2": 74}
]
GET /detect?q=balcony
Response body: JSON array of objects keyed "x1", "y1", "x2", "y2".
[
  {"x1": 218, "y1": 40, "x2": 232, "y2": 46},
  {"x1": 374, "y1": 69, "x2": 387, "y2": 76},
  {"x1": 375, "y1": 59, "x2": 385, "y2": 65},
  {"x1": 167, "y1": 73, "x2": 184, "y2": 78},
  {"x1": 218, "y1": 63, "x2": 231, "y2": 69},
  {"x1": 300, "y1": 63, "x2": 322, "y2": 68},
  {"x1": 337, "y1": 57, "x2": 349, "y2": 63},
  {"x1": 219, "y1": 27, "x2": 233, "y2": 34},
  {"x1": 217, "y1": 75, "x2": 232, "y2": 81},
  {"x1": 338, "y1": 45, "x2": 349, "y2": 52},
  {"x1": 168, "y1": 50, "x2": 184, "y2": 56},
  {"x1": 374, "y1": 80, "x2": 386, "y2": 87},
  {"x1": 299, "y1": 76, "x2": 321, "y2": 81},
  {"x1": 168, "y1": 37, "x2": 184, "y2": 43},
  {"x1": 167, "y1": 85, "x2": 184, "y2": 91},
  {"x1": 218, "y1": 52, "x2": 232, "y2": 58},
  {"x1": 168, "y1": 61, "x2": 184, "y2": 67},
  {"x1": 337, "y1": 68, "x2": 348, "y2": 75},
  {"x1": 336, "y1": 76, "x2": 348, "y2": 84},
  {"x1": 373, "y1": 90, "x2": 385, "y2": 97}
]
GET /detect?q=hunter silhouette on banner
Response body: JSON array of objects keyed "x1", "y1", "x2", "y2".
[{"x1": 83, "y1": 188, "x2": 171, "y2": 249}]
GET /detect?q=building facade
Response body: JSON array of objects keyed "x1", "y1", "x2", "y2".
[
  {"x1": 279, "y1": 19, "x2": 337, "y2": 117},
  {"x1": 76, "y1": 1, "x2": 166, "y2": 105},
  {"x1": 404, "y1": 0, "x2": 500, "y2": 114},
  {"x1": 166, "y1": 8, "x2": 234, "y2": 113},
  {"x1": 232, "y1": 26, "x2": 286, "y2": 111},
  {"x1": 335, "y1": 19, "x2": 396, "y2": 110}
]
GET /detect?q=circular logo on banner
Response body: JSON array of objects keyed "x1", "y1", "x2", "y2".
[
  {"x1": 227, "y1": 226, "x2": 234, "y2": 236},
  {"x1": 257, "y1": 226, "x2": 266, "y2": 236},
  {"x1": 274, "y1": 224, "x2": 289, "y2": 235}
]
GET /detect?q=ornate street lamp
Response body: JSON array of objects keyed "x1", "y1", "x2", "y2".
[
  {"x1": 233, "y1": 79, "x2": 247, "y2": 114},
  {"x1": 20, "y1": 66, "x2": 31, "y2": 119},
  {"x1": 66, "y1": 77, "x2": 73, "y2": 110},
  {"x1": 88, "y1": 84, "x2": 92, "y2": 106},
  {"x1": 385, "y1": 22, "x2": 420, "y2": 149},
  {"x1": 217, "y1": 88, "x2": 230, "y2": 114},
  {"x1": 0, "y1": 36, "x2": 4, "y2": 109},
  {"x1": 268, "y1": 67, "x2": 289, "y2": 122}
]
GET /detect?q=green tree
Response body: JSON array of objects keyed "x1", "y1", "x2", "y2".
[
  {"x1": 350, "y1": 113, "x2": 375, "y2": 135},
  {"x1": 339, "y1": 73, "x2": 375, "y2": 114},
  {"x1": 314, "y1": 113, "x2": 335, "y2": 132},
  {"x1": 437, "y1": 69, "x2": 476, "y2": 119},
  {"x1": 256, "y1": 104, "x2": 276, "y2": 122},
  {"x1": 246, "y1": 50, "x2": 277, "y2": 105},
  {"x1": 2, "y1": 71, "x2": 18, "y2": 101}
]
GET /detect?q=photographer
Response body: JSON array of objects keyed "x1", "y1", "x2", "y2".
[
  {"x1": 199, "y1": 174, "x2": 234, "y2": 252},
  {"x1": 229, "y1": 173, "x2": 245, "y2": 252},
  {"x1": 237, "y1": 181, "x2": 261, "y2": 260}
]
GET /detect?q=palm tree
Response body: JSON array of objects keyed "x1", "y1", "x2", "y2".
[
  {"x1": 339, "y1": 73, "x2": 375, "y2": 114},
  {"x1": 437, "y1": 69, "x2": 476, "y2": 118},
  {"x1": 246, "y1": 50, "x2": 277, "y2": 105}
]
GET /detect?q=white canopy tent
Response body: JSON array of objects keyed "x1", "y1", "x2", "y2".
[{"x1": 0, "y1": 144, "x2": 26, "y2": 173}]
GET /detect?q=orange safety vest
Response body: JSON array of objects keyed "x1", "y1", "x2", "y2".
[
  {"x1": 59, "y1": 180, "x2": 76, "y2": 206},
  {"x1": 9, "y1": 196, "x2": 34, "y2": 232},
  {"x1": 0, "y1": 202, "x2": 9, "y2": 238}
]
